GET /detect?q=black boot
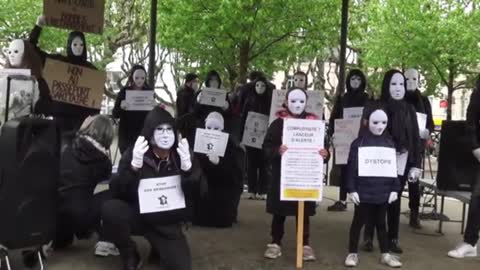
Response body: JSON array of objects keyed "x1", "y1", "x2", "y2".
[
  {"x1": 389, "y1": 239, "x2": 403, "y2": 254},
  {"x1": 120, "y1": 247, "x2": 142, "y2": 270},
  {"x1": 409, "y1": 210, "x2": 422, "y2": 229}
]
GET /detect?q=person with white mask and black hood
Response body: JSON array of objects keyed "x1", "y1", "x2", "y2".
[
  {"x1": 101, "y1": 107, "x2": 200, "y2": 270},
  {"x1": 113, "y1": 65, "x2": 152, "y2": 154},
  {"x1": 364, "y1": 69, "x2": 422, "y2": 254},
  {"x1": 328, "y1": 69, "x2": 370, "y2": 212},
  {"x1": 262, "y1": 88, "x2": 330, "y2": 261}
]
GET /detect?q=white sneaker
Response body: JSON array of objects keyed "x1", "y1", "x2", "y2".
[
  {"x1": 303, "y1": 245, "x2": 316, "y2": 261},
  {"x1": 248, "y1": 193, "x2": 256, "y2": 200},
  {"x1": 345, "y1": 253, "x2": 358, "y2": 267},
  {"x1": 448, "y1": 242, "x2": 477, "y2": 258},
  {"x1": 381, "y1": 253, "x2": 402, "y2": 268},
  {"x1": 94, "y1": 241, "x2": 120, "y2": 257},
  {"x1": 264, "y1": 244, "x2": 282, "y2": 259}
]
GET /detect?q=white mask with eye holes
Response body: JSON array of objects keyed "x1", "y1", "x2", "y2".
[
  {"x1": 132, "y1": 69, "x2": 146, "y2": 89},
  {"x1": 71, "y1": 36, "x2": 84, "y2": 57},
  {"x1": 369, "y1": 110, "x2": 388, "y2": 136},
  {"x1": 350, "y1": 75, "x2": 362, "y2": 90},
  {"x1": 293, "y1": 74, "x2": 307, "y2": 89},
  {"x1": 209, "y1": 78, "x2": 220, "y2": 89},
  {"x1": 205, "y1": 112, "x2": 224, "y2": 131},
  {"x1": 404, "y1": 68, "x2": 419, "y2": 92},
  {"x1": 153, "y1": 124, "x2": 175, "y2": 150},
  {"x1": 7, "y1": 39, "x2": 25, "y2": 67},
  {"x1": 287, "y1": 89, "x2": 307, "y2": 116},
  {"x1": 255, "y1": 81, "x2": 266, "y2": 95},
  {"x1": 389, "y1": 73, "x2": 406, "y2": 101}
]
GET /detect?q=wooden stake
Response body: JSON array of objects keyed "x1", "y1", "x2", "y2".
[{"x1": 296, "y1": 201, "x2": 305, "y2": 270}]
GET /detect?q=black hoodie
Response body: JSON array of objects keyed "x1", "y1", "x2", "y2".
[
  {"x1": 205, "y1": 70, "x2": 222, "y2": 88},
  {"x1": 240, "y1": 77, "x2": 273, "y2": 138},
  {"x1": 110, "y1": 107, "x2": 200, "y2": 225}
]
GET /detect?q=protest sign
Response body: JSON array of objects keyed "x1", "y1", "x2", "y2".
[
  {"x1": 417, "y1": 112, "x2": 427, "y2": 133},
  {"x1": 138, "y1": 175, "x2": 186, "y2": 214},
  {"x1": 269, "y1": 89, "x2": 324, "y2": 124},
  {"x1": 358, "y1": 147, "x2": 397, "y2": 178},
  {"x1": 199, "y1": 88, "x2": 226, "y2": 108},
  {"x1": 334, "y1": 119, "x2": 361, "y2": 165},
  {"x1": 241, "y1": 112, "x2": 269, "y2": 149},
  {"x1": 44, "y1": 0, "x2": 105, "y2": 34},
  {"x1": 343, "y1": 107, "x2": 364, "y2": 120},
  {"x1": 397, "y1": 151, "x2": 409, "y2": 176},
  {"x1": 125, "y1": 90, "x2": 154, "y2": 111},
  {"x1": 194, "y1": 128, "x2": 229, "y2": 157}
]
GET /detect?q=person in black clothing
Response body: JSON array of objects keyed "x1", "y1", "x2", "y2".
[
  {"x1": 176, "y1": 73, "x2": 199, "y2": 118},
  {"x1": 364, "y1": 70, "x2": 422, "y2": 254},
  {"x1": 328, "y1": 69, "x2": 370, "y2": 212},
  {"x1": 204, "y1": 70, "x2": 222, "y2": 89},
  {"x1": 448, "y1": 77, "x2": 480, "y2": 259},
  {"x1": 112, "y1": 65, "x2": 152, "y2": 154},
  {"x1": 343, "y1": 104, "x2": 402, "y2": 268},
  {"x1": 292, "y1": 71, "x2": 308, "y2": 90},
  {"x1": 237, "y1": 71, "x2": 276, "y2": 115},
  {"x1": 101, "y1": 107, "x2": 200, "y2": 270}
]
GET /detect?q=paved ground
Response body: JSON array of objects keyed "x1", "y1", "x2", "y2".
[{"x1": 3, "y1": 186, "x2": 479, "y2": 270}]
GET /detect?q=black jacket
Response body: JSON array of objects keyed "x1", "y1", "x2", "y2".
[
  {"x1": 466, "y1": 87, "x2": 480, "y2": 195},
  {"x1": 240, "y1": 85, "x2": 272, "y2": 141},
  {"x1": 176, "y1": 85, "x2": 196, "y2": 118},
  {"x1": 405, "y1": 90, "x2": 435, "y2": 133}
]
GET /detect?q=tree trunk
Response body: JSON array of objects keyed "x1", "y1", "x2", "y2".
[
  {"x1": 446, "y1": 59, "x2": 455, "y2": 121},
  {"x1": 238, "y1": 41, "x2": 250, "y2": 84},
  {"x1": 446, "y1": 86, "x2": 453, "y2": 121}
]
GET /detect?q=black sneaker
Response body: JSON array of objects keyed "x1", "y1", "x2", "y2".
[
  {"x1": 362, "y1": 240, "x2": 374, "y2": 252},
  {"x1": 121, "y1": 247, "x2": 142, "y2": 270},
  {"x1": 389, "y1": 239, "x2": 403, "y2": 254},
  {"x1": 409, "y1": 211, "x2": 422, "y2": 229},
  {"x1": 327, "y1": 201, "x2": 347, "y2": 212}
]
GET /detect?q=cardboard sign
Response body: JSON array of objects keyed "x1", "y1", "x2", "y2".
[
  {"x1": 125, "y1": 90, "x2": 154, "y2": 111},
  {"x1": 343, "y1": 107, "x2": 364, "y2": 120},
  {"x1": 138, "y1": 176, "x2": 186, "y2": 214},
  {"x1": 241, "y1": 112, "x2": 269, "y2": 149},
  {"x1": 43, "y1": 59, "x2": 106, "y2": 109},
  {"x1": 193, "y1": 128, "x2": 229, "y2": 157},
  {"x1": 199, "y1": 88, "x2": 226, "y2": 108},
  {"x1": 358, "y1": 147, "x2": 397, "y2": 178},
  {"x1": 43, "y1": 0, "x2": 105, "y2": 34},
  {"x1": 281, "y1": 119, "x2": 325, "y2": 202},
  {"x1": 269, "y1": 89, "x2": 324, "y2": 124},
  {"x1": 334, "y1": 119, "x2": 361, "y2": 165}
]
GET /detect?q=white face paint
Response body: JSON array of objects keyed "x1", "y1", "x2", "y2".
[
  {"x1": 350, "y1": 75, "x2": 362, "y2": 90},
  {"x1": 209, "y1": 78, "x2": 220, "y2": 89},
  {"x1": 255, "y1": 81, "x2": 266, "y2": 95},
  {"x1": 404, "y1": 68, "x2": 419, "y2": 92},
  {"x1": 153, "y1": 124, "x2": 175, "y2": 150},
  {"x1": 7, "y1": 39, "x2": 25, "y2": 67},
  {"x1": 389, "y1": 73, "x2": 406, "y2": 100},
  {"x1": 368, "y1": 110, "x2": 388, "y2": 136},
  {"x1": 132, "y1": 69, "x2": 146, "y2": 89},
  {"x1": 293, "y1": 74, "x2": 307, "y2": 89},
  {"x1": 205, "y1": 113, "x2": 224, "y2": 131},
  {"x1": 287, "y1": 89, "x2": 307, "y2": 116},
  {"x1": 71, "y1": 36, "x2": 84, "y2": 57}
]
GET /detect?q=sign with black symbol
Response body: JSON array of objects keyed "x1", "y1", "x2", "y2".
[
  {"x1": 138, "y1": 175, "x2": 185, "y2": 214},
  {"x1": 193, "y1": 128, "x2": 229, "y2": 157},
  {"x1": 242, "y1": 112, "x2": 269, "y2": 149},
  {"x1": 199, "y1": 87, "x2": 226, "y2": 108}
]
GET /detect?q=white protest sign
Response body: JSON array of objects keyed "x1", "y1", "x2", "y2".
[
  {"x1": 241, "y1": 112, "x2": 269, "y2": 149},
  {"x1": 343, "y1": 107, "x2": 364, "y2": 120},
  {"x1": 194, "y1": 128, "x2": 229, "y2": 157},
  {"x1": 334, "y1": 119, "x2": 361, "y2": 165},
  {"x1": 358, "y1": 147, "x2": 397, "y2": 178},
  {"x1": 397, "y1": 151, "x2": 408, "y2": 176},
  {"x1": 269, "y1": 89, "x2": 324, "y2": 124},
  {"x1": 125, "y1": 90, "x2": 154, "y2": 111},
  {"x1": 0, "y1": 69, "x2": 31, "y2": 77},
  {"x1": 199, "y1": 88, "x2": 226, "y2": 108},
  {"x1": 138, "y1": 175, "x2": 186, "y2": 214},
  {"x1": 281, "y1": 119, "x2": 325, "y2": 202},
  {"x1": 416, "y1": 112, "x2": 427, "y2": 132}
]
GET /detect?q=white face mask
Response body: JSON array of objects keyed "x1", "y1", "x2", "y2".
[
  {"x1": 389, "y1": 73, "x2": 406, "y2": 100},
  {"x1": 205, "y1": 113, "x2": 224, "y2": 131},
  {"x1": 255, "y1": 81, "x2": 266, "y2": 95},
  {"x1": 350, "y1": 75, "x2": 362, "y2": 90},
  {"x1": 153, "y1": 124, "x2": 175, "y2": 150},
  {"x1": 132, "y1": 69, "x2": 146, "y2": 89},
  {"x1": 209, "y1": 78, "x2": 220, "y2": 89},
  {"x1": 293, "y1": 74, "x2": 307, "y2": 89},
  {"x1": 71, "y1": 36, "x2": 84, "y2": 57},
  {"x1": 368, "y1": 110, "x2": 388, "y2": 136},
  {"x1": 7, "y1": 39, "x2": 25, "y2": 67},
  {"x1": 287, "y1": 89, "x2": 307, "y2": 116},
  {"x1": 404, "y1": 68, "x2": 419, "y2": 92}
]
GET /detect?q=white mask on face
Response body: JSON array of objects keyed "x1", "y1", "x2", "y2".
[
  {"x1": 132, "y1": 69, "x2": 146, "y2": 89},
  {"x1": 7, "y1": 39, "x2": 25, "y2": 67},
  {"x1": 404, "y1": 68, "x2": 419, "y2": 92},
  {"x1": 255, "y1": 81, "x2": 266, "y2": 95},
  {"x1": 287, "y1": 89, "x2": 307, "y2": 116},
  {"x1": 154, "y1": 124, "x2": 175, "y2": 150},
  {"x1": 368, "y1": 110, "x2": 388, "y2": 136},
  {"x1": 71, "y1": 36, "x2": 84, "y2": 57},
  {"x1": 209, "y1": 78, "x2": 220, "y2": 89},
  {"x1": 293, "y1": 74, "x2": 307, "y2": 89},
  {"x1": 205, "y1": 112, "x2": 224, "y2": 131},
  {"x1": 350, "y1": 75, "x2": 362, "y2": 90},
  {"x1": 389, "y1": 73, "x2": 406, "y2": 100}
]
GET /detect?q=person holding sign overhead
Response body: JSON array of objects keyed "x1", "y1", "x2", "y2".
[
  {"x1": 262, "y1": 88, "x2": 329, "y2": 261},
  {"x1": 101, "y1": 107, "x2": 200, "y2": 270},
  {"x1": 112, "y1": 65, "x2": 153, "y2": 154},
  {"x1": 343, "y1": 104, "x2": 402, "y2": 268}
]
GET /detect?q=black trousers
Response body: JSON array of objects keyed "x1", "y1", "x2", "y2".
[
  {"x1": 349, "y1": 203, "x2": 388, "y2": 253},
  {"x1": 246, "y1": 148, "x2": 268, "y2": 195},
  {"x1": 464, "y1": 194, "x2": 480, "y2": 246},
  {"x1": 339, "y1": 165, "x2": 348, "y2": 201},
  {"x1": 101, "y1": 199, "x2": 192, "y2": 270},
  {"x1": 271, "y1": 215, "x2": 310, "y2": 246}
]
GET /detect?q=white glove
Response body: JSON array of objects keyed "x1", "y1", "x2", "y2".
[
  {"x1": 408, "y1": 167, "x2": 422, "y2": 183},
  {"x1": 388, "y1": 192, "x2": 398, "y2": 204},
  {"x1": 420, "y1": 129, "x2": 430, "y2": 140},
  {"x1": 348, "y1": 192, "x2": 360, "y2": 205},
  {"x1": 120, "y1": 100, "x2": 128, "y2": 110},
  {"x1": 176, "y1": 136, "x2": 192, "y2": 171},
  {"x1": 36, "y1": 15, "x2": 46, "y2": 27},
  {"x1": 207, "y1": 154, "x2": 220, "y2": 165},
  {"x1": 473, "y1": 148, "x2": 480, "y2": 163},
  {"x1": 131, "y1": 136, "x2": 149, "y2": 169}
]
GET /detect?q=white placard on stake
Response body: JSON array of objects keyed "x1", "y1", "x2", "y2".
[
  {"x1": 397, "y1": 151, "x2": 409, "y2": 176},
  {"x1": 125, "y1": 90, "x2": 154, "y2": 111},
  {"x1": 334, "y1": 119, "x2": 361, "y2": 165},
  {"x1": 193, "y1": 128, "x2": 229, "y2": 157},
  {"x1": 138, "y1": 175, "x2": 186, "y2": 214},
  {"x1": 241, "y1": 112, "x2": 269, "y2": 149},
  {"x1": 343, "y1": 107, "x2": 364, "y2": 120},
  {"x1": 199, "y1": 88, "x2": 226, "y2": 108},
  {"x1": 268, "y1": 89, "x2": 324, "y2": 124},
  {"x1": 358, "y1": 147, "x2": 397, "y2": 178}
]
